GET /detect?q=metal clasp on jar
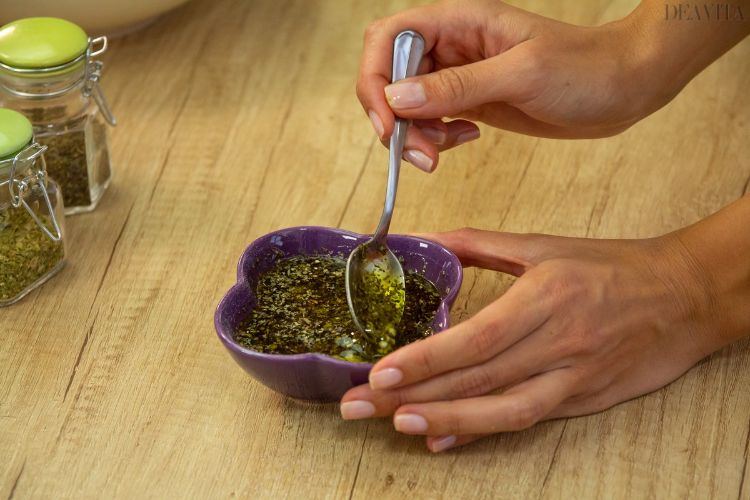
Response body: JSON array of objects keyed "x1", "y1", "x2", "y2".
[
  {"x1": 82, "y1": 36, "x2": 117, "y2": 127},
  {"x1": 8, "y1": 143, "x2": 63, "y2": 242}
]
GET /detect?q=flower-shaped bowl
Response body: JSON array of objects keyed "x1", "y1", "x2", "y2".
[{"x1": 214, "y1": 226, "x2": 463, "y2": 402}]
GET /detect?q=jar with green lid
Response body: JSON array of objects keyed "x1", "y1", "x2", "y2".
[
  {"x1": 0, "y1": 108, "x2": 66, "y2": 306},
  {"x1": 0, "y1": 17, "x2": 116, "y2": 215}
]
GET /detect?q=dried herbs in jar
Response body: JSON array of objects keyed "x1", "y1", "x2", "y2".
[
  {"x1": 37, "y1": 124, "x2": 90, "y2": 207},
  {"x1": 234, "y1": 256, "x2": 441, "y2": 362},
  {"x1": 0, "y1": 205, "x2": 65, "y2": 304},
  {"x1": 0, "y1": 18, "x2": 116, "y2": 215}
]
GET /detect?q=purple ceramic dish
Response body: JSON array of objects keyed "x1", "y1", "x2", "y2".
[{"x1": 214, "y1": 226, "x2": 463, "y2": 402}]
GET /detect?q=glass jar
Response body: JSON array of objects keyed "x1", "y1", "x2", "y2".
[
  {"x1": 0, "y1": 108, "x2": 66, "y2": 307},
  {"x1": 0, "y1": 17, "x2": 116, "y2": 215}
]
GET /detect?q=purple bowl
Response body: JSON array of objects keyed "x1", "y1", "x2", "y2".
[{"x1": 214, "y1": 226, "x2": 463, "y2": 402}]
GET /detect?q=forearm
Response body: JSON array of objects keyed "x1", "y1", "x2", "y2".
[
  {"x1": 615, "y1": 0, "x2": 749, "y2": 109},
  {"x1": 673, "y1": 195, "x2": 750, "y2": 345}
]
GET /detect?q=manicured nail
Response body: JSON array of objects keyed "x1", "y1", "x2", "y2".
[
  {"x1": 394, "y1": 413, "x2": 429, "y2": 434},
  {"x1": 369, "y1": 367, "x2": 403, "y2": 389},
  {"x1": 385, "y1": 82, "x2": 426, "y2": 109},
  {"x1": 455, "y1": 129, "x2": 480, "y2": 145},
  {"x1": 340, "y1": 400, "x2": 376, "y2": 420},
  {"x1": 403, "y1": 150, "x2": 433, "y2": 173},
  {"x1": 420, "y1": 127, "x2": 447, "y2": 145},
  {"x1": 368, "y1": 110, "x2": 384, "y2": 139},
  {"x1": 429, "y1": 435, "x2": 457, "y2": 453}
]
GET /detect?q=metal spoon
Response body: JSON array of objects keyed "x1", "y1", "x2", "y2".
[{"x1": 345, "y1": 30, "x2": 425, "y2": 354}]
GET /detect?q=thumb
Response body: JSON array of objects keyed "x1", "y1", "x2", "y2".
[
  {"x1": 385, "y1": 50, "x2": 532, "y2": 119},
  {"x1": 414, "y1": 228, "x2": 553, "y2": 276}
]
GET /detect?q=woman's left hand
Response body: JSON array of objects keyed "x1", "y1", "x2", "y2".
[{"x1": 339, "y1": 225, "x2": 741, "y2": 452}]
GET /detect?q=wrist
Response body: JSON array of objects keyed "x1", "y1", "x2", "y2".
[
  {"x1": 594, "y1": 12, "x2": 680, "y2": 125},
  {"x1": 613, "y1": 0, "x2": 750, "y2": 119},
  {"x1": 656, "y1": 198, "x2": 750, "y2": 349},
  {"x1": 609, "y1": 5, "x2": 686, "y2": 118}
]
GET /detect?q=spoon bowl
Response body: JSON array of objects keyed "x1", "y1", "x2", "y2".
[{"x1": 345, "y1": 241, "x2": 405, "y2": 352}]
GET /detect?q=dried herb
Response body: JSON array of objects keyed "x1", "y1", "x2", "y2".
[
  {"x1": 235, "y1": 256, "x2": 441, "y2": 362},
  {"x1": 38, "y1": 131, "x2": 91, "y2": 208},
  {"x1": 0, "y1": 205, "x2": 65, "y2": 304}
]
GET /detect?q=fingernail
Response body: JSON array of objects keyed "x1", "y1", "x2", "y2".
[
  {"x1": 455, "y1": 129, "x2": 480, "y2": 145},
  {"x1": 420, "y1": 127, "x2": 447, "y2": 145},
  {"x1": 340, "y1": 400, "x2": 376, "y2": 420},
  {"x1": 368, "y1": 110, "x2": 384, "y2": 139},
  {"x1": 429, "y1": 435, "x2": 457, "y2": 453},
  {"x1": 385, "y1": 82, "x2": 426, "y2": 109},
  {"x1": 369, "y1": 367, "x2": 403, "y2": 389},
  {"x1": 403, "y1": 150, "x2": 433, "y2": 173},
  {"x1": 394, "y1": 413, "x2": 429, "y2": 434}
]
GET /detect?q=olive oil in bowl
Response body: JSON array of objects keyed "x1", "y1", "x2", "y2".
[{"x1": 234, "y1": 255, "x2": 440, "y2": 362}]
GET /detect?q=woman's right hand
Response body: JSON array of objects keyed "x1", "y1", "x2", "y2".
[{"x1": 357, "y1": 0, "x2": 686, "y2": 172}]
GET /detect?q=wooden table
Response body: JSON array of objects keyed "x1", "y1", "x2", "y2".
[{"x1": 2, "y1": 0, "x2": 749, "y2": 497}]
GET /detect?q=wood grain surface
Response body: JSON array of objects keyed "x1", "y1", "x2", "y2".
[{"x1": 1, "y1": 0, "x2": 749, "y2": 498}]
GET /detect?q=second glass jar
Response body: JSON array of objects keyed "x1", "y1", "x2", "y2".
[{"x1": 0, "y1": 108, "x2": 67, "y2": 306}]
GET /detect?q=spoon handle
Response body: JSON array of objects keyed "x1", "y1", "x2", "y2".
[{"x1": 373, "y1": 30, "x2": 425, "y2": 244}]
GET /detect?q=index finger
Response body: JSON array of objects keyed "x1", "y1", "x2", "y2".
[
  {"x1": 368, "y1": 273, "x2": 552, "y2": 390},
  {"x1": 357, "y1": 6, "x2": 439, "y2": 139}
]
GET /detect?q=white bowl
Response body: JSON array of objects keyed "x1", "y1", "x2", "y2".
[{"x1": 0, "y1": 0, "x2": 192, "y2": 36}]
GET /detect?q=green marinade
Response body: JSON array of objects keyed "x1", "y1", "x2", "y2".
[
  {"x1": 347, "y1": 251, "x2": 406, "y2": 356},
  {"x1": 234, "y1": 256, "x2": 441, "y2": 362}
]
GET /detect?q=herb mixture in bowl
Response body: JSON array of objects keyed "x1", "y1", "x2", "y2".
[{"x1": 234, "y1": 255, "x2": 441, "y2": 362}]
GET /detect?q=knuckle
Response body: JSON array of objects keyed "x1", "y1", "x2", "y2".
[
  {"x1": 558, "y1": 329, "x2": 587, "y2": 357},
  {"x1": 363, "y1": 18, "x2": 385, "y2": 39},
  {"x1": 449, "y1": 227, "x2": 481, "y2": 250},
  {"x1": 582, "y1": 367, "x2": 613, "y2": 392},
  {"x1": 554, "y1": 267, "x2": 579, "y2": 296},
  {"x1": 433, "y1": 67, "x2": 472, "y2": 101},
  {"x1": 453, "y1": 367, "x2": 496, "y2": 398},
  {"x1": 531, "y1": 263, "x2": 559, "y2": 298},
  {"x1": 537, "y1": 262, "x2": 585, "y2": 306},
  {"x1": 506, "y1": 398, "x2": 545, "y2": 431},
  {"x1": 392, "y1": 389, "x2": 411, "y2": 410},
  {"x1": 455, "y1": 227, "x2": 480, "y2": 239},
  {"x1": 415, "y1": 347, "x2": 438, "y2": 379},
  {"x1": 581, "y1": 393, "x2": 615, "y2": 414},
  {"x1": 442, "y1": 410, "x2": 465, "y2": 436},
  {"x1": 552, "y1": 322, "x2": 607, "y2": 360},
  {"x1": 512, "y1": 46, "x2": 549, "y2": 102},
  {"x1": 435, "y1": 227, "x2": 482, "y2": 262},
  {"x1": 577, "y1": 326, "x2": 606, "y2": 355},
  {"x1": 521, "y1": 43, "x2": 550, "y2": 77},
  {"x1": 569, "y1": 365, "x2": 590, "y2": 384},
  {"x1": 468, "y1": 322, "x2": 497, "y2": 358},
  {"x1": 355, "y1": 81, "x2": 366, "y2": 102}
]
